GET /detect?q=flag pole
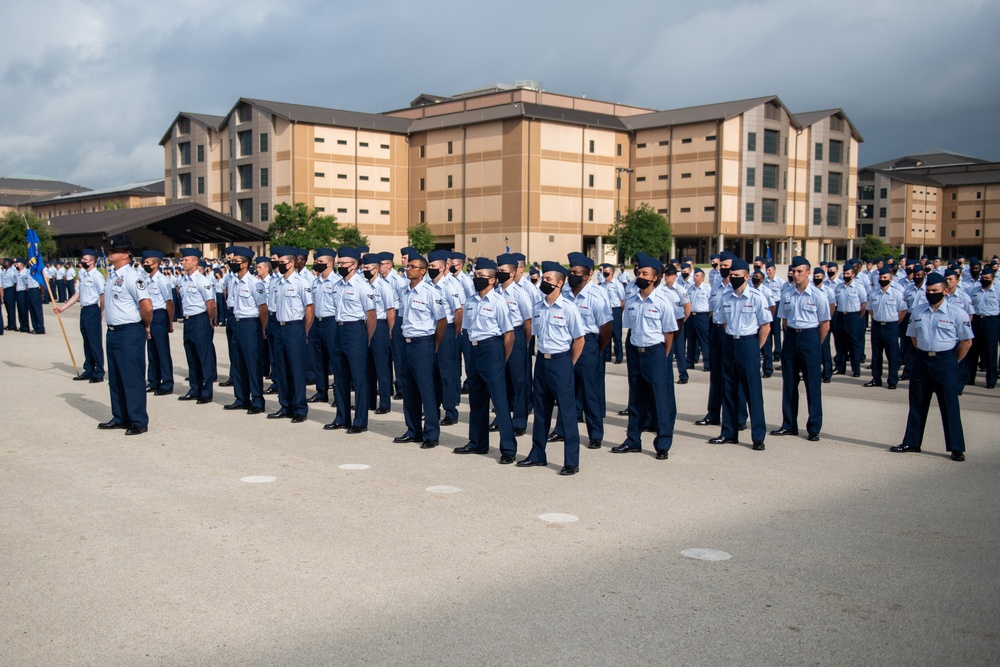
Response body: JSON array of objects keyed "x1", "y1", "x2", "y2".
[{"x1": 24, "y1": 214, "x2": 79, "y2": 376}]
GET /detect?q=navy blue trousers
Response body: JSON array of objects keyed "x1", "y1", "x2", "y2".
[
  {"x1": 968, "y1": 315, "x2": 999, "y2": 387},
  {"x1": 610, "y1": 306, "x2": 624, "y2": 363},
  {"x1": 57, "y1": 280, "x2": 66, "y2": 302},
  {"x1": 65, "y1": 280, "x2": 75, "y2": 300},
  {"x1": 820, "y1": 327, "x2": 833, "y2": 380},
  {"x1": 146, "y1": 309, "x2": 173, "y2": 391},
  {"x1": 903, "y1": 349, "x2": 965, "y2": 452},
  {"x1": 526, "y1": 352, "x2": 579, "y2": 467},
  {"x1": 760, "y1": 329, "x2": 774, "y2": 375},
  {"x1": 106, "y1": 322, "x2": 148, "y2": 428},
  {"x1": 554, "y1": 334, "x2": 603, "y2": 441},
  {"x1": 16, "y1": 291, "x2": 28, "y2": 331},
  {"x1": 870, "y1": 320, "x2": 899, "y2": 385},
  {"x1": 722, "y1": 335, "x2": 767, "y2": 442},
  {"x1": 780, "y1": 327, "x2": 823, "y2": 435},
  {"x1": 182, "y1": 312, "x2": 216, "y2": 399},
  {"x1": 79, "y1": 304, "x2": 104, "y2": 379},
  {"x1": 26, "y1": 289, "x2": 44, "y2": 332},
  {"x1": 504, "y1": 326, "x2": 530, "y2": 430},
  {"x1": 265, "y1": 314, "x2": 276, "y2": 377},
  {"x1": 231, "y1": 317, "x2": 264, "y2": 409},
  {"x1": 367, "y1": 319, "x2": 392, "y2": 410},
  {"x1": 391, "y1": 317, "x2": 406, "y2": 397},
  {"x1": 434, "y1": 323, "x2": 460, "y2": 421},
  {"x1": 401, "y1": 334, "x2": 439, "y2": 440},
  {"x1": 773, "y1": 322, "x2": 782, "y2": 358},
  {"x1": 624, "y1": 342, "x2": 675, "y2": 453},
  {"x1": 223, "y1": 305, "x2": 235, "y2": 383},
  {"x1": 468, "y1": 335, "x2": 515, "y2": 454},
  {"x1": 686, "y1": 312, "x2": 710, "y2": 370},
  {"x1": 706, "y1": 323, "x2": 746, "y2": 424},
  {"x1": 273, "y1": 320, "x2": 308, "y2": 418},
  {"x1": 3, "y1": 286, "x2": 16, "y2": 329},
  {"x1": 312, "y1": 318, "x2": 338, "y2": 408},
  {"x1": 460, "y1": 330, "x2": 473, "y2": 392},
  {"x1": 334, "y1": 321, "x2": 370, "y2": 428},
  {"x1": 834, "y1": 311, "x2": 863, "y2": 374},
  {"x1": 673, "y1": 325, "x2": 688, "y2": 381},
  {"x1": 899, "y1": 313, "x2": 913, "y2": 378}
]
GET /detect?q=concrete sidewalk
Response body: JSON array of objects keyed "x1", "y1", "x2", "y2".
[{"x1": 2, "y1": 311, "x2": 998, "y2": 666}]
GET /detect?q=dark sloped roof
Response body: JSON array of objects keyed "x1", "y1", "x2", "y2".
[
  {"x1": 158, "y1": 112, "x2": 226, "y2": 146},
  {"x1": 792, "y1": 108, "x2": 864, "y2": 142},
  {"x1": 408, "y1": 102, "x2": 628, "y2": 133},
  {"x1": 32, "y1": 179, "x2": 164, "y2": 205},
  {"x1": 863, "y1": 149, "x2": 990, "y2": 171},
  {"x1": 410, "y1": 93, "x2": 451, "y2": 107},
  {"x1": 624, "y1": 95, "x2": 788, "y2": 130},
  {"x1": 48, "y1": 203, "x2": 268, "y2": 245},
  {"x1": 0, "y1": 176, "x2": 90, "y2": 195},
  {"x1": 865, "y1": 162, "x2": 1000, "y2": 187},
  {"x1": 237, "y1": 98, "x2": 412, "y2": 134}
]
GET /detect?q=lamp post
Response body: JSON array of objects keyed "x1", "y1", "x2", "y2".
[{"x1": 615, "y1": 167, "x2": 633, "y2": 264}]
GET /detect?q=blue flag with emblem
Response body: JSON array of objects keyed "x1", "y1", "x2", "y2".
[
  {"x1": 25, "y1": 221, "x2": 46, "y2": 289},
  {"x1": 505, "y1": 236, "x2": 510, "y2": 253}
]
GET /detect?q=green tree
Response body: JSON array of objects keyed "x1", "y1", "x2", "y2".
[
  {"x1": 338, "y1": 225, "x2": 369, "y2": 249},
  {"x1": 407, "y1": 222, "x2": 436, "y2": 255},
  {"x1": 267, "y1": 202, "x2": 341, "y2": 251},
  {"x1": 858, "y1": 234, "x2": 900, "y2": 262},
  {"x1": 103, "y1": 199, "x2": 129, "y2": 211},
  {"x1": 0, "y1": 211, "x2": 58, "y2": 259},
  {"x1": 603, "y1": 203, "x2": 672, "y2": 264}
]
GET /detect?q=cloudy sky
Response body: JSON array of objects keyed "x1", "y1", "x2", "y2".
[{"x1": 1, "y1": 0, "x2": 997, "y2": 189}]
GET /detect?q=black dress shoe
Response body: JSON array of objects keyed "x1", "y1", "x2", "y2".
[
  {"x1": 307, "y1": 393, "x2": 328, "y2": 403},
  {"x1": 770, "y1": 428, "x2": 798, "y2": 436},
  {"x1": 346, "y1": 427, "x2": 367, "y2": 434},
  {"x1": 74, "y1": 375, "x2": 92, "y2": 381},
  {"x1": 393, "y1": 393, "x2": 403, "y2": 400},
  {"x1": 864, "y1": 380, "x2": 882, "y2": 387},
  {"x1": 460, "y1": 387, "x2": 469, "y2": 394},
  {"x1": 515, "y1": 459, "x2": 547, "y2": 467},
  {"x1": 498, "y1": 454, "x2": 515, "y2": 464},
  {"x1": 558, "y1": 465, "x2": 579, "y2": 476},
  {"x1": 887, "y1": 384, "x2": 897, "y2": 390},
  {"x1": 290, "y1": 415, "x2": 306, "y2": 424},
  {"x1": 247, "y1": 406, "x2": 264, "y2": 414},
  {"x1": 695, "y1": 418, "x2": 720, "y2": 426},
  {"x1": 832, "y1": 369, "x2": 843, "y2": 376},
  {"x1": 145, "y1": 386, "x2": 155, "y2": 392},
  {"x1": 488, "y1": 423, "x2": 500, "y2": 432},
  {"x1": 196, "y1": 398, "x2": 212, "y2": 404},
  {"x1": 822, "y1": 378, "x2": 831, "y2": 383},
  {"x1": 374, "y1": 407, "x2": 390, "y2": 415},
  {"x1": 324, "y1": 423, "x2": 347, "y2": 430},
  {"x1": 267, "y1": 411, "x2": 290, "y2": 419},
  {"x1": 752, "y1": 441, "x2": 765, "y2": 451},
  {"x1": 420, "y1": 439, "x2": 439, "y2": 449},
  {"x1": 89, "y1": 377, "x2": 104, "y2": 383},
  {"x1": 440, "y1": 417, "x2": 458, "y2": 426},
  {"x1": 223, "y1": 402, "x2": 246, "y2": 410},
  {"x1": 807, "y1": 433, "x2": 820, "y2": 442},
  {"x1": 453, "y1": 443, "x2": 488, "y2": 454},
  {"x1": 178, "y1": 394, "x2": 197, "y2": 401},
  {"x1": 708, "y1": 436, "x2": 738, "y2": 444},
  {"x1": 951, "y1": 452, "x2": 965, "y2": 461},
  {"x1": 264, "y1": 386, "x2": 278, "y2": 395},
  {"x1": 154, "y1": 389, "x2": 172, "y2": 396},
  {"x1": 97, "y1": 420, "x2": 124, "y2": 429},
  {"x1": 513, "y1": 427, "x2": 526, "y2": 437},
  {"x1": 889, "y1": 444, "x2": 920, "y2": 453},
  {"x1": 851, "y1": 372, "x2": 861, "y2": 377},
  {"x1": 220, "y1": 380, "x2": 234, "y2": 387},
  {"x1": 183, "y1": 376, "x2": 190, "y2": 381},
  {"x1": 762, "y1": 373, "x2": 772, "y2": 378},
  {"x1": 617, "y1": 409, "x2": 630, "y2": 416},
  {"x1": 393, "y1": 434, "x2": 418, "y2": 443},
  {"x1": 677, "y1": 378, "x2": 688, "y2": 384},
  {"x1": 124, "y1": 426, "x2": 147, "y2": 436},
  {"x1": 655, "y1": 450, "x2": 669, "y2": 460},
  {"x1": 610, "y1": 444, "x2": 641, "y2": 453},
  {"x1": 738, "y1": 424, "x2": 747, "y2": 432},
  {"x1": 547, "y1": 432, "x2": 564, "y2": 442},
  {"x1": 587, "y1": 439, "x2": 602, "y2": 449}
]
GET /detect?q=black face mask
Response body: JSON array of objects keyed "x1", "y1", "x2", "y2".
[
  {"x1": 142, "y1": 264, "x2": 154, "y2": 274},
  {"x1": 228, "y1": 262, "x2": 243, "y2": 273},
  {"x1": 730, "y1": 276, "x2": 746, "y2": 290},
  {"x1": 681, "y1": 273, "x2": 689, "y2": 279},
  {"x1": 538, "y1": 280, "x2": 558, "y2": 295},
  {"x1": 787, "y1": 272, "x2": 794, "y2": 280},
  {"x1": 879, "y1": 279, "x2": 891, "y2": 288},
  {"x1": 982, "y1": 279, "x2": 993, "y2": 288},
  {"x1": 568, "y1": 274, "x2": 585, "y2": 288},
  {"x1": 363, "y1": 269, "x2": 375, "y2": 280},
  {"x1": 273, "y1": 262, "x2": 287, "y2": 274},
  {"x1": 473, "y1": 277, "x2": 491, "y2": 292},
  {"x1": 813, "y1": 277, "x2": 824, "y2": 286},
  {"x1": 752, "y1": 279, "x2": 762, "y2": 288},
  {"x1": 530, "y1": 278, "x2": 538, "y2": 284},
  {"x1": 428, "y1": 267, "x2": 441, "y2": 279},
  {"x1": 496, "y1": 271, "x2": 511, "y2": 284},
  {"x1": 827, "y1": 272, "x2": 836, "y2": 279},
  {"x1": 719, "y1": 268, "x2": 730, "y2": 279},
  {"x1": 312, "y1": 263, "x2": 327, "y2": 274},
  {"x1": 913, "y1": 277, "x2": 924, "y2": 287},
  {"x1": 711, "y1": 263, "x2": 719, "y2": 270},
  {"x1": 926, "y1": 292, "x2": 945, "y2": 305},
  {"x1": 634, "y1": 277, "x2": 652, "y2": 290},
  {"x1": 603, "y1": 271, "x2": 612, "y2": 279},
  {"x1": 843, "y1": 275, "x2": 852, "y2": 283},
  {"x1": 449, "y1": 265, "x2": 460, "y2": 274},
  {"x1": 338, "y1": 267, "x2": 352, "y2": 278},
  {"x1": 971, "y1": 270, "x2": 981, "y2": 279}
]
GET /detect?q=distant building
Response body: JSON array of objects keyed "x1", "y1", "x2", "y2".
[
  {"x1": 30, "y1": 179, "x2": 166, "y2": 219},
  {"x1": 0, "y1": 175, "x2": 89, "y2": 214}
]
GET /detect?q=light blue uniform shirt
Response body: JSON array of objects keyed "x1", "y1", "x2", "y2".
[
  {"x1": 147, "y1": 271, "x2": 170, "y2": 311},
  {"x1": 180, "y1": 271, "x2": 214, "y2": 315},
  {"x1": 370, "y1": 276, "x2": 398, "y2": 320},
  {"x1": 533, "y1": 295, "x2": 585, "y2": 354},
  {"x1": 77, "y1": 267, "x2": 105, "y2": 307},
  {"x1": 868, "y1": 285, "x2": 907, "y2": 323},
  {"x1": 688, "y1": 282, "x2": 712, "y2": 313},
  {"x1": 266, "y1": 274, "x2": 280, "y2": 312},
  {"x1": 312, "y1": 273, "x2": 338, "y2": 318},
  {"x1": 599, "y1": 278, "x2": 624, "y2": 308},
  {"x1": 717, "y1": 286, "x2": 773, "y2": 336},
  {"x1": 905, "y1": 283, "x2": 927, "y2": 311},
  {"x1": 464, "y1": 288, "x2": 513, "y2": 342},
  {"x1": 623, "y1": 291, "x2": 678, "y2": 347},
  {"x1": 455, "y1": 270, "x2": 476, "y2": 300},
  {"x1": 104, "y1": 264, "x2": 150, "y2": 326},
  {"x1": 968, "y1": 282, "x2": 1000, "y2": 316},
  {"x1": 400, "y1": 279, "x2": 445, "y2": 338},
  {"x1": 946, "y1": 287, "x2": 975, "y2": 317},
  {"x1": 432, "y1": 274, "x2": 464, "y2": 325},
  {"x1": 228, "y1": 272, "x2": 267, "y2": 319},
  {"x1": 907, "y1": 301, "x2": 974, "y2": 351},
  {"x1": 496, "y1": 282, "x2": 532, "y2": 329},
  {"x1": 274, "y1": 272, "x2": 313, "y2": 322},
  {"x1": 657, "y1": 282, "x2": 689, "y2": 320},
  {"x1": 1, "y1": 266, "x2": 16, "y2": 289},
  {"x1": 709, "y1": 280, "x2": 730, "y2": 323},
  {"x1": 564, "y1": 283, "x2": 612, "y2": 335},
  {"x1": 834, "y1": 280, "x2": 867, "y2": 313},
  {"x1": 777, "y1": 284, "x2": 832, "y2": 329},
  {"x1": 332, "y1": 273, "x2": 375, "y2": 322}
]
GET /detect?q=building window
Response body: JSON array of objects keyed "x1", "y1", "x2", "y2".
[
  {"x1": 681, "y1": 138, "x2": 692, "y2": 144},
  {"x1": 197, "y1": 144, "x2": 204, "y2": 163},
  {"x1": 229, "y1": 172, "x2": 234, "y2": 191},
  {"x1": 197, "y1": 176, "x2": 204, "y2": 195},
  {"x1": 447, "y1": 175, "x2": 453, "y2": 188},
  {"x1": 177, "y1": 117, "x2": 190, "y2": 134},
  {"x1": 337, "y1": 139, "x2": 347, "y2": 145},
  {"x1": 827, "y1": 203, "x2": 842, "y2": 227},
  {"x1": 617, "y1": 143, "x2": 622, "y2": 156},
  {"x1": 238, "y1": 131, "x2": 252, "y2": 156},
  {"x1": 762, "y1": 164, "x2": 778, "y2": 189},
  {"x1": 359, "y1": 208, "x2": 369, "y2": 215},
  {"x1": 419, "y1": 178, "x2": 425, "y2": 191},
  {"x1": 951, "y1": 211, "x2": 956, "y2": 219},
  {"x1": 705, "y1": 170, "x2": 716, "y2": 177},
  {"x1": 236, "y1": 103, "x2": 252, "y2": 124},
  {"x1": 829, "y1": 140, "x2": 843, "y2": 164},
  {"x1": 239, "y1": 165, "x2": 253, "y2": 189},
  {"x1": 879, "y1": 226, "x2": 886, "y2": 236},
  {"x1": 746, "y1": 167, "x2": 756, "y2": 187},
  {"x1": 337, "y1": 208, "x2": 347, "y2": 214},
  {"x1": 977, "y1": 191, "x2": 982, "y2": 199},
  {"x1": 447, "y1": 208, "x2": 453, "y2": 222},
  {"x1": 315, "y1": 137, "x2": 325, "y2": 143},
  {"x1": 762, "y1": 199, "x2": 778, "y2": 223},
  {"x1": 380, "y1": 176, "x2": 390, "y2": 183},
  {"x1": 879, "y1": 207, "x2": 887, "y2": 218},
  {"x1": 976, "y1": 210, "x2": 982, "y2": 218},
  {"x1": 419, "y1": 211, "x2": 425, "y2": 223},
  {"x1": 704, "y1": 206, "x2": 715, "y2": 212},
  {"x1": 658, "y1": 174, "x2": 668, "y2": 180},
  {"x1": 260, "y1": 203, "x2": 269, "y2": 222},
  {"x1": 381, "y1": 144, "x2": 389, "y2": 150},
  {"x1": 178, "y1": 142, "x2": 191, "y2": 166},
  {"x1": 360, "y1": 141, "x2": 369, "y2": 148},
  {"x1": 260, "y1": 168, "x2": 269, "y2": 187},
  {"x1": 659, "y1": 140, "x2": 669, "y2": 147},
  {"x1": 447, "y1": 141, "x2": 453, "y2": 154},
  {"x1": 747, "y1": 132, "x2": 756, "y2": 151},
  {"x1": 763, "y1": 129, "x2": 779, "y2": 155},
  {"x1": 337, "y1": 174, "x2": 347, "y2": 179},
  {"x1": 419, "y1": 145, "x2": 425, "y2": 158},
  {"x1": 657, "y1": 208, "x2": 668, "y2": 214},
  {"x1": 588, "y1": 208, "x2": 594, "y2": 221},
  {"x1": 380, "y1": 210, "x2": 389, "y2": 215},
  {"x1": 259, "y1": 133, "x2": 269, "y2": 153},
  {"x1": 706, "y1": 135, "x2": 717, "y2": 141},
  {"x1": 588, "y1": 174, "x2": 594, "y2": 187},
  {"x1": 589, "y1": 140, "x2": 595, "y2": 153},
  {"x1": 178, "y1": 173, "x2": 191, "y2": 197},
  {"x1": 828, "y1": 172, "x2": 842, "y2": 196},
  {"x1": 360, "y1": 175, "x2": 369, "y2": 181},
  {"x1": 881, "y1": 188, "x2": 888, "y2": 198},
  {"x1": 315, "y1": 172, "x2": 325, "y2": 178},
  {"x1": 636, "y1": 176, "x2": 646, "y2": 182},
  {"x1": 746, "y1": 203, "x2": 755, "y2": 222},
  {"x1": 317, "y1": 207, "x2": 326, "y2": 213},
  {"x1": 637, "y1": 143, "x2": 646, "y2": 149},
  {"x1": 814, "y1": 175, "x2": 822, "y2": 193},
  {"x1": 680, "y1": 207, "x2": 691, "y2": 213},
  {"x1": 976, "y1": 229, "x2": 981, "y2": 237},
  {"x1": 815, "y1": 143, "x2": 823, "y2": 160},
  {"x1": 681, "y1": 173, "x2": 691, "y2": 179},
  {"x1": 812, "y1": 208, "x2": 822, "y2": 225},
  {"x1": 238, "y1": 198, "x2": 253, "y2": 222}
]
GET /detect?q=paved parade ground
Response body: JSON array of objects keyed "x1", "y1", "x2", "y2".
[{"x1": 2, "y1": 310, "x2": 999, "y2": 666}]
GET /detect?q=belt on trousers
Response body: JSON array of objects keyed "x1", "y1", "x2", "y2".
[
  {"x1": 630, "y1": 343, "x2": 665, "y2": 353},
  {"x1": 713, "y1": 322, "x2": 725, "y2": 328},
  {"x1": 81, "y1": 303, "x2": 99, "y2": 309},
  {"x1": 405, "y1": 334, "x2": 434, "y2": 343},
  {"x1": 233, "y1": 316, "x2": 257, "y2": 322},
  {"x1": 537, "y1": 350, "x2": 570, "y2": 360},
  {"x1": 729, "y1": 333, "x2": 757, "y2": 340},
  {"x1": 974, "y1": 314, "x2": 999, "y2": 319},
  {"x1": 184, "y1": 312, "x2": 207, "y2": 320},
  {"x1": 277, "y1": 319, "x2": 303, "y2": 326},
  {"x1": 107, "y1": 322, "x2": 142, "y2": 331},
  {"x1": 874, "y1": 320, "x2": 896, "y2": 325},
  {"x1": 470, "y1": 335, "x2": 500, "y2": 347},
  {"x1": 338, "y1": 320, "x2": 364, "y2": 326},
  {"x1": 918, "y1": 349, "x2": 953, "y2": 358},
  {"x1": 788, "y1": 327, "x2": 817, "y2": 333}
]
